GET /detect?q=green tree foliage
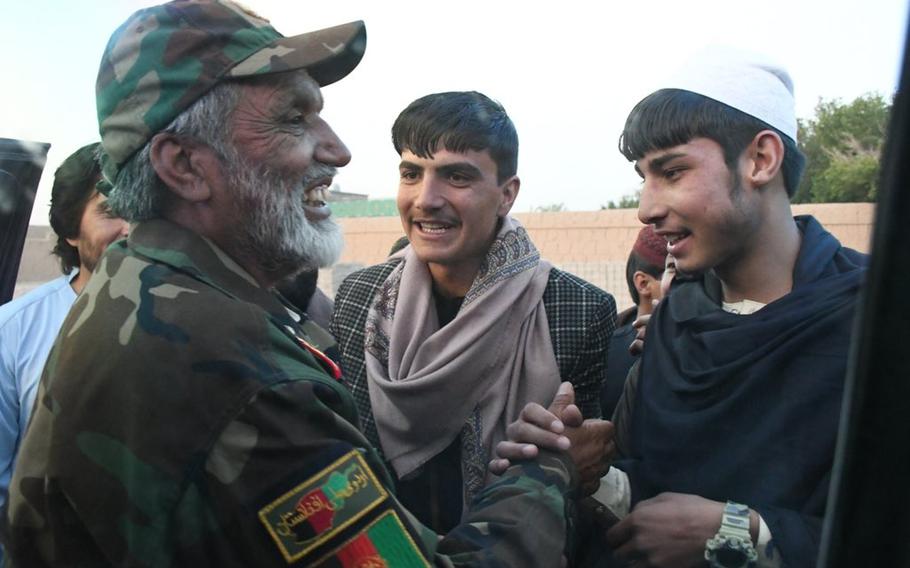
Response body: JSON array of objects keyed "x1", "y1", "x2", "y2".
[
  {"x1": 794, "y1": 93, "x2": 891, "y2": 203},
  {"x1": 601, "y1": 190, "x2": 641, "y2": 210}
]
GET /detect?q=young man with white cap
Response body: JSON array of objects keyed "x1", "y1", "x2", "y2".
[
  {"x1": 494, "y1": 51, "x2": 868, "y2": 567},
  {"x1": 608, "y1": 51, "x2": 871, "y2": 568}
]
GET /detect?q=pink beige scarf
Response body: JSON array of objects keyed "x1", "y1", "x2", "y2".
[{"x1": 363, "y1": 216, "x2": 560, "y2": 508}]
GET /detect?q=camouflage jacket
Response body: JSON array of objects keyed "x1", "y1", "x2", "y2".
[{"x1": 3, "y1": 220, "x2": 575, "y2": 567}]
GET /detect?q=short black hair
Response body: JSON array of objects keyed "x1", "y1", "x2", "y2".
[
  {"x1": 619, "y1": 89, "x2": 805, "y2": 197},
  {"x1": 625, "y1": 250, "x2": 664, "y2": 306},
  {"x1": 275, "y1": 266, "x2": 318, "y2": 314},
  {"x1": 391, "y1": 91, "x2": 518, "y2": 184},
  {"x1": 49, "y1": 143, "x2": 102, "y2": 274}
]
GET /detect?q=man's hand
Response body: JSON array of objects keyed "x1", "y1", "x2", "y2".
[
  {"x1": 629, "y1": 299, "x2": 657, "y2": 356},
  {"x1": 489, "y1": 382, "x2": 579, "y2": 472},
  {"x1": 606, "y1": 492, "x2": 729, "y2": 567},
  {"x1": 489, "y1": 382, "x2": 615, "y2": 495},
  {"x1": 567, "y1": 419, "x2": 615, "y2": 495}
]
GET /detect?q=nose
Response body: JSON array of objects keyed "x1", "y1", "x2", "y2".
[
  {"x1": 412, "y1": 175, "x2": 445, "y2": 211},
  {"x1": 314, "y1": 120, "x2": 352, "y2": 168},
  {"x1": 116, "y1": 219, "x2": 130, "y2": 238},
  {"x1": 637, "y1": 178, "x2": 667, "y2": 226}
]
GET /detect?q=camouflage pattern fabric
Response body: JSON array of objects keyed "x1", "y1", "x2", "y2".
[
  {"x1": 96, "y1": 0, "x2": 365, "y2": 184},
  {"x1": 3, "y1": 219, "x2": 575, "y2": 567}
]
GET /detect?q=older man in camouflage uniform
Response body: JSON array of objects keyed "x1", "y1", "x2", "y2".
[{"x1": 2, "y1": 1, "x2": 578, "y2": 566}]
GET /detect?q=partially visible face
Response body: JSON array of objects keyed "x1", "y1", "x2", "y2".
[
  {"x1": 67, "y1": 192, "x2": 130, "y2": 273},
  {"x1": 224, "y1": 71, "x2": 351, "y2": 274},
  {"x1": 636, "y1": 137, "x2": 759, "y2": 276},
  {"x1": 660, "y1": 254, "x2": 677, "y2": 297},
  {"x1": 397, "y1": 148, "x2": 518, "y2": 273}
]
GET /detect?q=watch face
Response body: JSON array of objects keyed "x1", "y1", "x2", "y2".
[
  {"x1": 706, "y1": 536, "x2": 756, "y2": 568},
  {"x1": 715, "y1": 547, "x2": 749, "y2": 567}
]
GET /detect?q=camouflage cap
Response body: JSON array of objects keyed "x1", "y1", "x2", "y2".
[{"x1": 96, "y1": 0, "x2": 366, "y2": 183}]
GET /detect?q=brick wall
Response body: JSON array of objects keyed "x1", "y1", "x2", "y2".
[
  {"x1": 325, "y1": 203, "x2": 876, "y2": 311},
  {"x1": 14, "y1": 203, "x2": 875, "y2": 311}
]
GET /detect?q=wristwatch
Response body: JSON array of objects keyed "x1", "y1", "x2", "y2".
[{"x1": 704, "y1": 501, "x2": 758, "y2": 568}]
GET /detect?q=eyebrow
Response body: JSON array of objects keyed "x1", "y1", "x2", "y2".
[
  {"x1": 646, "y1": 152, "x2": 687, "y2": 174},
  {"x1": 437, "y1": 162, "x2": 483, "y2": 178},
  {"x1": 290, "y1": 90, "x2": 323, "y2": 114},
  {"x1": 271, "y1": 79, "x2": 323, "y2": 114},
  {"x1": 398, "y1": 161, "x2": 483, "y2": 179},
  {"x1": 399, "y1": 160, "x2": 422, "y2": 171}
]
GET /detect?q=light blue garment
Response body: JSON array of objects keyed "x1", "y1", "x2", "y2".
[{"x1": 0, "y1": 274, "x2": 77, "y2": 510}]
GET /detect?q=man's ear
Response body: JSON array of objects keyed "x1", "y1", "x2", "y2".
[
  {"x1": 497, "y1": 176, "x2": 520, "y2": 216},
  {"x1": 744, "y1": 130, "x2": 785, "y2": 189},
  {"x1": 633, "y1": 270, "x2": 656, "y2": 303},
  {"x1": 149, "y1": 133, "x2": 215, "y2": 203}
]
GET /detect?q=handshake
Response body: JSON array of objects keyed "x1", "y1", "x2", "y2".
[{"x1": 489, "y1": 381, "x2": 616, "y2": 497}]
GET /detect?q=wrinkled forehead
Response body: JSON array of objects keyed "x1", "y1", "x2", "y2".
[{"x1": 234, "y1": 69, "x2": 323, "y2": 109}]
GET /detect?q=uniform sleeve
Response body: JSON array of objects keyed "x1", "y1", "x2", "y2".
[
  {"x1": 571, "y1": 296, "x2": 617, "y2": 419},
  {"x1": 174, "y1": 378, "x2": 577, "y2": 567}
]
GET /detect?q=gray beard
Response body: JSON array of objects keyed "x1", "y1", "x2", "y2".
[{"x1": 225, "y1": 158, "x2": 344, "y2": 278}]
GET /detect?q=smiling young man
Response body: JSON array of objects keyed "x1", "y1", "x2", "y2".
[
  {"x1": 603, "y1": 55, "x2": 869, "y2": 567},
  {"x1": 5, "y1": 4, "x2": 586, "y2": 566},
  {"x1": 493, "y1": 53, "x2": 869, "y2": 568},
  {"x1": 332, "y1": 91, "x2": 616, "y2": 534}
]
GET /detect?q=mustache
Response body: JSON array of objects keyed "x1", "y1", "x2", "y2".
[{"x1": 299, "y1": 163, "x2": 338, "y2": 188}]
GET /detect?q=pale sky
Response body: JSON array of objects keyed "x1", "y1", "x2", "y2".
[{"x1": 1, "y1": 0, "x2": 906, "y2": 223}]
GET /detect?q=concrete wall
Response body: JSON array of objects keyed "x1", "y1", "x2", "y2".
[
  {"x1": 13, "y1": 203, "x2": 875, "y2": 312},
  {"x1": 325, "y1": 203, "x2": 876, "y2": 312}
]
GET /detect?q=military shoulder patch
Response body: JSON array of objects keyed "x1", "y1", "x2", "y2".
[
  {"x1": 258, "y1": 449, "x2": 389, "y2": 563},
  {"x1": 320, "y1": 510, "x2": 431, "y2": 567}
]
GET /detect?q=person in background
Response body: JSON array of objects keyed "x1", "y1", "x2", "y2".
[
  {"x1": 0, "y1": 142, "x2": 128, "y2": 514},
  {"x1": 601, "y1": 225, "x2": 667, "y2": 417},
  {"x1": 275, "y1": 266, "x2": 334, "y2": 330}
]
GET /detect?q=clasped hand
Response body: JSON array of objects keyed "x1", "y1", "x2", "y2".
[{"x1": 488, "y1": 382, "x2": 615, "y2": 496}]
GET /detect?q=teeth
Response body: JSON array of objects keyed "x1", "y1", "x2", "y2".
[
  {"x1": 305, "y1": 185, "x2": 329, "y2": 205},
  {"x1": 419, "y1": 222, "x2": 450, "y2": 233}
]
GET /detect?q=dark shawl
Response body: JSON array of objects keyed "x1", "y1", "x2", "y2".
[{"x1": 619, "y1": 216, "x2": 867, "y2": 566}]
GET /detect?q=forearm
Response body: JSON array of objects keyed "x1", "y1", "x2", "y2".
[
  {"x1": 435, "y1": 451, "x2": 576, "y2": 566},
  {"x1": 591, "y1": 472, "x2": 781, "y2": 567}
]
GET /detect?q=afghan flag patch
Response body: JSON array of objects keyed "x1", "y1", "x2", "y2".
[
  {"x1": 258, "y1": 449, "x2": 389, "y2": 563},
  {"x1": 323, "y1": 510, "x2": 430, "y2": 567}
]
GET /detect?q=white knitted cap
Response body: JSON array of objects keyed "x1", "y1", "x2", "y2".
[{"x1": 665, "y1": 49, "x2": 798, "y2": 142}]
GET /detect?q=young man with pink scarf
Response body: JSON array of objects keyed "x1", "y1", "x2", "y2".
[{"x1": 331, "y1": 91, "x2": 617, "y2": 534}]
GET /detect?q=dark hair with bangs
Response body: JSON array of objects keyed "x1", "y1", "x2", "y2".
[
  {"x1": 49, "y1": 142, "x2": 103, "y2": 274},
  {"x1": 392, "y1": 91, "x2": 518, "y2": 184},
  {"x1": 619, "y1": 89, "x2": 806, "y2": 197},
  {"x1": 625, "y1": 250, "x2": 664, "y2": 306}
]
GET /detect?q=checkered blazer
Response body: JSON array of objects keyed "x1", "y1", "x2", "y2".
[{"x1": 330, "y1": 259, "x2": 617, "y2": 456}]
